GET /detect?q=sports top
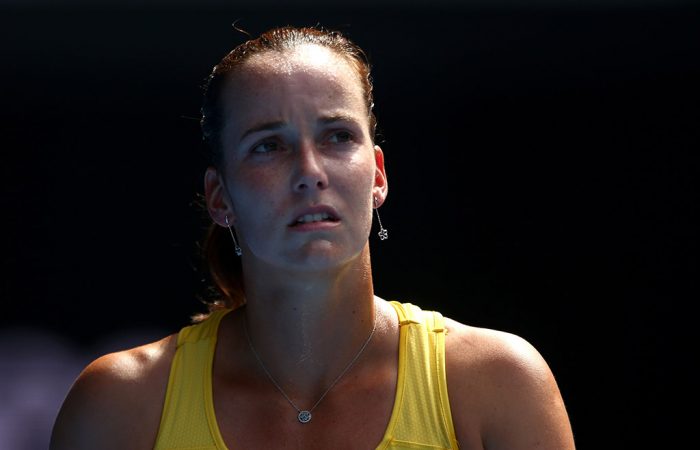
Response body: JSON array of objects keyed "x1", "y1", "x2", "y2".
[{"x1": 154, "y1": 301, "x2": 459, "y2": 449}]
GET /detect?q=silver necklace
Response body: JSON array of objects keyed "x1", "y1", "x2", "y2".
[{"x1": 243, "y1": 309, "x2": 377, "y2": 424}]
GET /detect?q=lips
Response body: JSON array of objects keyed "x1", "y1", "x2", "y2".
[{"x1": 289, "y1": 205, "x2": 340, "y2": 227}]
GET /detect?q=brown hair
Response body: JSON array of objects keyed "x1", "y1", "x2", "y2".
[{"x1": 196, "y1": 25, "x2": 378, "y2": 314}]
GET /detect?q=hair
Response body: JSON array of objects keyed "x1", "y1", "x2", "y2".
[{"x1": 195, "y1": 25, "x2": 378, "y2": 316}]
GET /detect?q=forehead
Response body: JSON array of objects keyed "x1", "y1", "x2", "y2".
[
  {"x1": 221, "y1": 45, "x2": 367, "y2": 123},
  {"x1": 247, "y1": 44, "x2": 354, "y2": 79}
]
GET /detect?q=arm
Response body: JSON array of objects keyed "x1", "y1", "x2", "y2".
[
  {"x1": 49, "y1": 336, "x2": 175, "y2": 450},
  {"x1": 445, "y1": 319, "x2": 576, "y2": 449}
]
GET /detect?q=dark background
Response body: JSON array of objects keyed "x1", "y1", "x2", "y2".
[{"x1": 2, "y1": 1, "x2": 698, "y2": 448}]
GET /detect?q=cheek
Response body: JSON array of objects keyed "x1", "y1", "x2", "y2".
[
  {"x1": 334, "y1": 159, "x2": 376, "y2": 222},
  {"x1": 227, "y1": 170, "x2": 282, "y2": 220},
  {"x1": 342, "y1": 155, "x2": 376, "y2": 196},
  {"x1": 228, "y1": 188, "x2": 278, "y2": 247}
]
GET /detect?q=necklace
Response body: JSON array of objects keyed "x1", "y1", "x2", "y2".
[{"x1": 243, "y1": 309, "x2": 377, "y2": 424}]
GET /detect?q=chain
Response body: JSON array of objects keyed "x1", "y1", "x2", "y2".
[{"x1": 242, "y1": 308, "x2": 377, "y2": 423}]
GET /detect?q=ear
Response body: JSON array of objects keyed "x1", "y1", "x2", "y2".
[
  {"x1": 372, "y1": 145, "x2": 388, "y2": 206},
  {"x1": 204, "y1": 166, "x2": 235, "y2": 227}
]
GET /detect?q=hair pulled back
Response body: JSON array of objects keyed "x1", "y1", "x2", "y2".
[{"x1": 198, "y1": 26, "x2": 377, "y2": 313}]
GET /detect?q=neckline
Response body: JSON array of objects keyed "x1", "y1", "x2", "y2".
[{"x1": 204, "y1": 302, "x2": 406, "y2": 450}]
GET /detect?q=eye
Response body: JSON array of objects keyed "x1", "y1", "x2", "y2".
[
  {"x1": 251, "y1": 140, "x2": 279, "y2": 153},
  {"x1": 327, "y1": 130, "x2": 353, "y2": 144}
]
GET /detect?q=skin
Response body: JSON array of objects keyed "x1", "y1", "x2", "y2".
[{"x1": 50, "y1": 44, "x2": 576, "y2": 449}]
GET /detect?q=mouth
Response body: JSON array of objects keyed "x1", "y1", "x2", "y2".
[{"x1": 291, "y1": 211, "x2": 340, "y2": 226}]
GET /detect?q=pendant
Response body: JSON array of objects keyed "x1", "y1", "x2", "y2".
[{"x1": 298, "y1": 410, "x2": 312, "y2": 423}]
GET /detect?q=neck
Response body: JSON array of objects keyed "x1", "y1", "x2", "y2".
[{"x1": 238, "y1": 246, "x2": 377, "y2": 400}]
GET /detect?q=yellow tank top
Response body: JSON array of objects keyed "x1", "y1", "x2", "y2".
[{"x1": 154, "y1": 301, "x2": 459, "y2": 449}]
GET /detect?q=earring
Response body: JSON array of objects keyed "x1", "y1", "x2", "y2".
[
  {"x1": 374, "y1": 197, "x2": 388, "y2": 241},
  {"x1": 224, "y1": 215, "x2": 242, "y2": 256}
]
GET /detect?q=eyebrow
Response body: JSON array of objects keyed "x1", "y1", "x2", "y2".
[
  {"x1": 239, "y1": 121, "x2": 285, "y2": 143},
  {"x1": 238, "y1": 114, "x2": 361, "y2": 143},
  {"x1": 319, "y1": 114, "x2": 358, "y2": 126}
]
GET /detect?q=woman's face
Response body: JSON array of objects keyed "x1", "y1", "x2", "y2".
[{"x1": 206, "y1": 44, "x2": 387, "y2": 273}]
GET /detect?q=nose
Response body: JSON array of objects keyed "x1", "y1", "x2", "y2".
[{"x1": 292, "y1": 139, "x2": 328, "y2": 193}]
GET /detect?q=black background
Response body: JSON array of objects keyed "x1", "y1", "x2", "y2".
[{"x1": 2, "y1": 2, "x2": 698, "y2": 448}]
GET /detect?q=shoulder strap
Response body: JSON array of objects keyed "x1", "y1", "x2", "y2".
[
  {"x1": 389, "y1": 301, "x2": 422, "y2": 326},
  {"x1": 382, "y1": 302, "x2": 459, "y2": 449},
  {"x1": 154, "y1": 310, "x2": 231, "y2": 450},
  {"x1": 177, "y1": 309, "x2": 228, "y2": 346}
]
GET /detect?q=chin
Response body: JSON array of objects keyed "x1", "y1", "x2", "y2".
[{"x1": 281, "y1": 240, "x2": 365, "y2": 272}]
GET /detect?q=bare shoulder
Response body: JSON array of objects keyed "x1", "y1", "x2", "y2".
[
  {"x1": 443, "y1": 317, "x2": 576, "y2": 450},
  {"x1": 443, "y1": 317, "x2": 553, "y2": 382},
  {"x1": 49, "y1": 333, "x2": 178, "y2": 450}
]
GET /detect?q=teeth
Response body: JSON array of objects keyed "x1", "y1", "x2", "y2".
[{"x1": 297, "y1": 212, "x2": 331, "y2": 223}]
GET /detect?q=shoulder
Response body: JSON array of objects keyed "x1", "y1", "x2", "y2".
[
  {"x1": 49, "y1": 333, "x2": 178, "y2": 450},
  {"x1": 443, "y1": 316, "x2": 576, "y2": 450},
  {"x1": 443, "y1": 316, "x2": 550, "y2": 381}
]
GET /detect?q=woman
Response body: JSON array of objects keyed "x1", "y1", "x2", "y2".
[{"x1": 50, "y1": 26, "x2": 576, "y2": 449}]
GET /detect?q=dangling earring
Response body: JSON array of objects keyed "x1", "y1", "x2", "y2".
[
  {"x1": 374, "y1": 197, "x2": 388, "y2": 241},
  {"x1": 224, "y1": 215, "x2": 242, "y2": 256}
]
